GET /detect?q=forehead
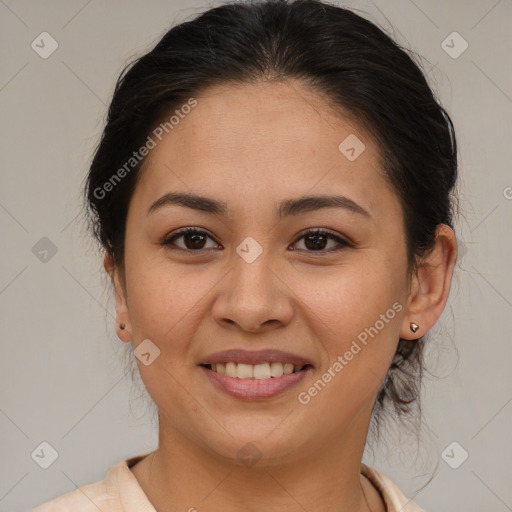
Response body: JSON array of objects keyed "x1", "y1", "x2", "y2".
[
  {"x1": 133, "y1": 80, "x2": 396, "y2": 221},
  {"x1": 147, "y1": 80, "x2": 375, "y2": 163}
]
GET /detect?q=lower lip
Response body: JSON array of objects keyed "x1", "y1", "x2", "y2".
[{"x1": 200, "y1": 366, "x2": 311, "y2": 399}]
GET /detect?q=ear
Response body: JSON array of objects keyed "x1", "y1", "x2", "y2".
[
  {"x1": 400, "y1": 224, "x2": 457, "y2": 340},
  {"x1": 104, "y1": 252, "x2": 132, "y2": 343}
]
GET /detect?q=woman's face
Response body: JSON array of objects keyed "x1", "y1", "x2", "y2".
[{"x1": 114, "y1": 81, "x2": 414, "y2": 464}]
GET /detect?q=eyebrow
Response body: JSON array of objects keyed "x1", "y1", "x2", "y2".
[{"x1": 147, "y1": 192, "x2": 371, "y2": 219}]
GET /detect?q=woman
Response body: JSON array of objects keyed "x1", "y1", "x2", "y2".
[{"x1": 31, "y1": 0, "x2": 458, "y2": 510}]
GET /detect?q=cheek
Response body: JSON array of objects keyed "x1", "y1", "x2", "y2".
[
  {"x1": 292, "y1": 270, "x2": 403, "y2": 429},
  {"x1": 294, "y1": 259, "x2": 404, "y2": 387},
  {"x1": 124, "y1": 255, "x2": 208, "y2": 348},
  {"x1": 300, "y1": 262, "x2": 402, "y2": 335},
  {"x1": 123, "y1": 259, "x2": 209, "y2": 412}
]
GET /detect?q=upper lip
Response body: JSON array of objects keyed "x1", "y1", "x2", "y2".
[{"x1": 199, "y1": 349, "x2": 313, "y2": 367}]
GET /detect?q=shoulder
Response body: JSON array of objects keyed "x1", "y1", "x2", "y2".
[
  {"x1": 361, "y1": 464, "x2": 427, "y2": 512},
  {"x1": 29, "y1": 479, "x2": 110, "y2": 512},
  {"x1": 29, "y1": 454, "x2": 152, "y2": 512}
]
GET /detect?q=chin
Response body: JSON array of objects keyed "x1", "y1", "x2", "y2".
[{"x1": 192, "y1": 422, "x2": 315, "y2": 469}]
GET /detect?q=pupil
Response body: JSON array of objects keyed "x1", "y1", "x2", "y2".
[
  {"x1": 306, "y1": 234, "x2": 326, "y2": 251},
  {"x1": 186, "y1": 232, "x2": 205, "y2": 249}
]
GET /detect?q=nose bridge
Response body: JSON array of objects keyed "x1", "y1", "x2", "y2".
[
  {"x1": 231, "y1": 235, "x2": 278, "y2": 300},
  {"x1": 213, "y1": 235, "x2": 293, "y2": 331}
]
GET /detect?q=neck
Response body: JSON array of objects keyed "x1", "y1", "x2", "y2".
[{"x1": 131, "y1": 408, "x2": 384, "y2": 512}]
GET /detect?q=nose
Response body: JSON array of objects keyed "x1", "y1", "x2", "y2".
[{"x1": 211, "y1": 250, "x2": 295, "y2": 334}]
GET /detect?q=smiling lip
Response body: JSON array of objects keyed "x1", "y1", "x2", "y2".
[
  {"x1": 198, "y1": 349, "x2": 313, "y2": 367},
  {"x1": 198, "y1": 349, "x2": 314, "y2": 400},
  {"x1": 201, "y1": 365, "x2": 311, "y2": 399}
]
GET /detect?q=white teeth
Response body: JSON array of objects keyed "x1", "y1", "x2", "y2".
[
  {"x1": 209, "y1": 361, "x2": 306, "y2": 379},
  {"x1": 226, "y1": 362, "x2": 237, "y2": 378},
  {"x1": 254, "y1": 363, "x2": 271, "y2": 380},
  {"x1": 237, "y1": 363, "x2": 254, "y2": 379},
  {"x1": 270, "y1": 362, "x2": 283, "y2": 377},
  {"x1": 283, "y1": 363, "x2": 294, "y2": 375}
]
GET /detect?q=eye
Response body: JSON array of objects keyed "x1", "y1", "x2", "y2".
[
  {"x1": 160, "y1": 227, "x2": 220, "y2": 252},
  {"x1": 291, "y1": 229, "x2": 352, "y2": 253},
  {"x1": 160, "y1": 227, "x2": 352, "y2": 254}
]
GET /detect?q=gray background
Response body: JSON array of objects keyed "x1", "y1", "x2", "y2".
[{"x1": 1, "y1": 0, "x2": 511, "y2": 510}]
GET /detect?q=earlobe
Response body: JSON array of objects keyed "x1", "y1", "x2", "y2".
[
  {"x1": 401, "y1": 224, "x2": 457, "y2": 340},
  {"x1": 103, "y1": 253, "x2": 133, "y2": 343},
  {"x1": 116, "y1": 320, "x2": 131, "y2": 343}
]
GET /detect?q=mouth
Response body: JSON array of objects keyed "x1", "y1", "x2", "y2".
[{"x1": 198, "y1": 349, "x2": 314, "y2": 399}]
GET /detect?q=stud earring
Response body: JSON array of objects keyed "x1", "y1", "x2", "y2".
[
  {"x1": 410, "y1": 322, "x2": 419, "y2": 334},
  {"x1": 120, "y1": 323, "x2": 126, "y2": 330}
]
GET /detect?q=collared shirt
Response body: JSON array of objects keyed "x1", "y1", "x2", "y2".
[{"x1": 30, "y1": 453, "x2": 426, "y2": 512}]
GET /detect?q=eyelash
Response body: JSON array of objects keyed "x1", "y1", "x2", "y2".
[{"x1": 160, "y1": 227, "x2": 353, "y2": 254}]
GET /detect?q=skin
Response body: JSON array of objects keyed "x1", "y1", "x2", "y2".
[{"x1": 104, "y1": 80, "x2": 457, "y2": 512}]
